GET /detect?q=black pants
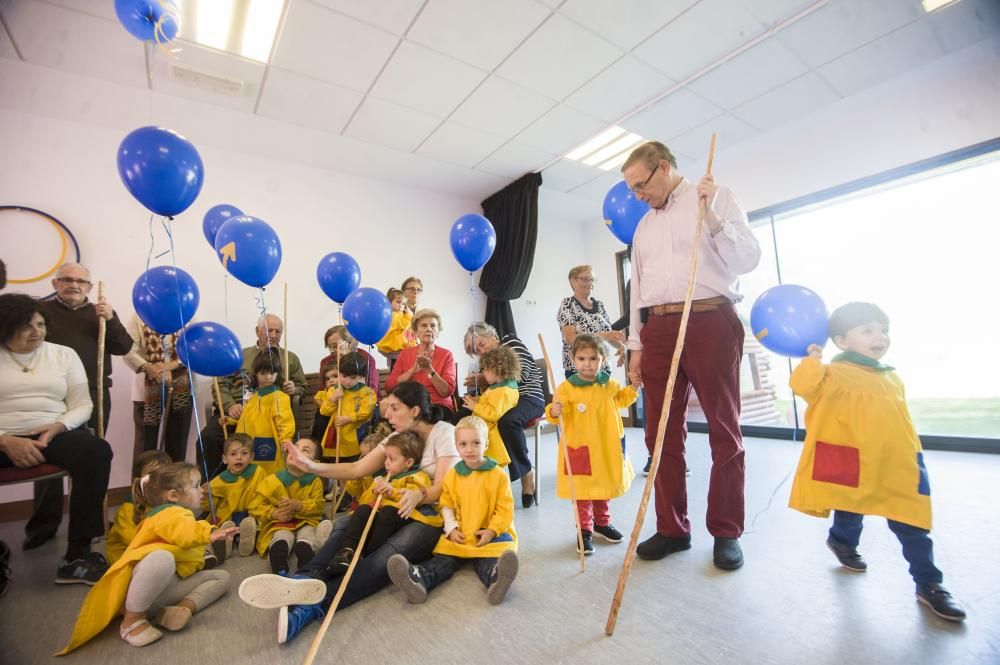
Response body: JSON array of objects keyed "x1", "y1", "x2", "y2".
[
  {"x1": 451, "y1": 397, "x2": 544, "y2": 482},
  {"x1": 343, "y1": 505, "x2": 409, "y2": 555},
  {"x1": 197, "y1": 412, "x2": 227, "y2": 481},
  {"x1": 0, "y1": 428, "x2": 112, "y2": 543},
  {"x1": 132, "y1": 402, "x2": 193, "y2": 465}
]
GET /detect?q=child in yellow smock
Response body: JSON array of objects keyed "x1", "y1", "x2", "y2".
[
  {"x1": 461, "y1": 345, "x2": 520, "y2": 467},
  {"x1": 331, "y1": 431, "x2": 442, "y2": 572},
  {"x1": 377, "y1": 288, "x2": 416, "y2": 368},
  {"x1": 205, "y1": 433, "x2": 266, "y2": 559},
  {"x1": 789, "y1": 302, "x2": 965, "y2": 622},
  {"x1": 251, "y1": 438, "x2": 332, "y2": 575},
  {"x1": 546, "y1": 334, "x2": 637, "y2": 556},
  {"x1": 233, "y1": 352, "x2": 295, "y2": 475},
  {"x1": 386, "y1": 416, "x2": 518, "y2": 606},
  {"x1": 106, "y1": 450, "x2": 172, "y2": 565},
  {"x1": 59, "y1": 463, "x2": 237, "y2": 653}
]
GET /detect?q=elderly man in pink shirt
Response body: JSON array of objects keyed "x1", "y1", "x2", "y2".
[{"x1": 622, "y1": 141, "x2": 760, "y2": 571}]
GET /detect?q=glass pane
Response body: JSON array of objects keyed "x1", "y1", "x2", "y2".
[{"x1": 771, "y1": 154, "x2": 1000, "y2": 438}]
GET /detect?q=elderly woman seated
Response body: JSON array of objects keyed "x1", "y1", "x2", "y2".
[
  {"x1": 0, "y1": 293, "x2": 112, "y2": 584},
  {"x1": 385, "y1": 309, "x2": 456, "y2": 420}
]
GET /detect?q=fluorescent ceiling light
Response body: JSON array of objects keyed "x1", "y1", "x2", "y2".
[
  {"x1": 597, "y1": 149, "x2": 633, "y2": 171},
  {"x1": 176, "y1": 0, "x2": 284, "y2": 63},
  {"x1": 583, "y1": 133, "x2": 643, "y2": 166},
  {"x1": 921, "y1": 0, "x2": 959, "y2": 12},
  {"x1": 566, "y1": 126, "x2": 626, "y2": 161}
]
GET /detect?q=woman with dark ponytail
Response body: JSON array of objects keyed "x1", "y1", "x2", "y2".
[{"x1": 238, "y1": 382, "x2": 460, "y2": 644}]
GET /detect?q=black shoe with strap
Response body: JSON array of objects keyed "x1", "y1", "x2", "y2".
[
  {"x1": 916, "y1": 583, "x2": 966, "y2": 622},
  {"x1": 576, "y1": 530, "x2": 594, "y2": 555},
  {"x1": 826, "y1": 536, "x2": 867, "y2": 572},
  {"x1": 636, "y1": 533, "x2": 691, "y2": 560}
]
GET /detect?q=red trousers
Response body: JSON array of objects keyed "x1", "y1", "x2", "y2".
[
  {"x1": 639, "y1": 305, "x2": 745, "y2": 538},
  {"x1": 576, "y1": 499, "x2": 610, "y2": 532}
]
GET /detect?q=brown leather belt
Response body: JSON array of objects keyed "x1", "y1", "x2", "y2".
[{"x1": 647, "y1": 295, "x2": 731, "y2": 316}]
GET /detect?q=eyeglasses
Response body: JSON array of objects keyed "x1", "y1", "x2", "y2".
[
  {"x1": 575, "y1": 277, "x2": 596, "y2": 284},
  {"x1": 404, "y1": 287, "x2": 423, "y2": 294},
  {"x1": 628, "y1": 166, "x2": 659, "y2": 194},
  {"x1": 55, "y1": 277, "x2": 92, "y2": 286}
]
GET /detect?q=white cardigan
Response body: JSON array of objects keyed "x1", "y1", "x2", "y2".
[{"x1": 0, "y1": 342, "x2": 93, "y2": 435}]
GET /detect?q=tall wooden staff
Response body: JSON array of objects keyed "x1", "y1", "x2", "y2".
[
  {"x1": 537, "y1": 334, "x2": 586, "y2": 573},
  {"x1": 213, "y1": 378, "x2": 229, "y2": 439},
  {"x1": 282, "y1": 282, "x2": 290, "y2": 384},
  {"x1": 326, "y1": 344, "x2": 344, "y2": 520},
  {"x1": 303, "y1": 493, "x2": 385, "y2": 665},
  {"x1": 96, "y1": 282, "x2": 108, "y2": 538},
  {"x1": 605, "y1": 134, "x2": 717, "y2": 636}
]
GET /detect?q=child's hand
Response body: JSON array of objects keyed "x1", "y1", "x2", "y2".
[
  {"x1": 372, "y1": 477, "x2": 393, "y2": 496},
  {"x1": 271, "y1": 506, "x2": 293, "y2": 522},
  {"x1": 447, "y1": 528, "x2": 466, "y2": 544},
  {"x1": 326, "y1": 392, "x2": 339, "y2": 406},
  {"x1": 210, "y1": 526, "x2": 239, "y2": 542},
  {"x1": 218, "y1": 415, "x2": 228, "y2": 428},
  {"x1": 462, "y1": 395, "x2": 478, "y2": 409},
  {"x1": 334, "y1": 416, "x2": 352, "y2": 427},
  {"x1": 550, "y1": 401, "x2": 563, "y2": 418},
  {"x1": 807, "y1": 344, "x2": 823, "y2": 360},
  {"x1": 475, "y1": 529, "x2": 497, "y2": 546},
  {"x1": 331, "y1": 388, "x2": 344, "y2": 402}
]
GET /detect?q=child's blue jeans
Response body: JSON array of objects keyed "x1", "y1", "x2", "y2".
[{"x1": 830, "y1": 510, "x2": 943, "y2": 587}]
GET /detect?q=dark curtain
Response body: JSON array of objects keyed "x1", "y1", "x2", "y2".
[{"x1": 478, "y1": 172, "x2": 542, "y2": 337}]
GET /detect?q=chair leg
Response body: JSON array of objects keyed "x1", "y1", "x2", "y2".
[{"x1": 533, "y1": 424, "x2": 540, "y2": 506}]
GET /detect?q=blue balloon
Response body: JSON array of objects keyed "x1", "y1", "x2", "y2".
[
  {"x1": 176, "y1": 321, "x2": 242, "y2": 377},
  {"x1": 750, "y1": 285, "x2": 829, "y2": 358},
  {"x1": 449, "y1": 214, "x2": 496, "y2": 272},
  {"x1": 114, "y1": 0, "x2": 179, "y2": 42},
  {"x1": 316, "y1": 252, "x2": 361, "y2": 304},
  {"x1": 213, "y1": 215, "x2": 282, "y2": 288},
  {"x1": 132, "y1": 266, "x2": 199, "y2": 334},
  {"x1": 202, "y1": 204, "x2": 243, "y2": 247},
  {"x1": 342, "y1": 287, "x2": 392, "y2": 346},
  {"x1": 117, "y1": 126, "x2": 204, "y2": 217},
  {"x1": 603, "y1": 180, "x2": 649, "y2": 244}
]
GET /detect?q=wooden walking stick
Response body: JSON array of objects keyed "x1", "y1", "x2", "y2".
[
  {"x1": 96, "y1": 282, "x2": 108, "y2": 538},
  {"x1": 282, "y1": 282, "x2": 290, "y2": 384},
  {"x1": 326, "y1": 345, "x2": 344, "y2": 520},
  {"x1": 537, "y1": 334, "x2": 586, "y2": 573},
  {"x1": 605, "y1": 133, "x2": 717, "y2": 636},
  {"x1": 303, "y1": 493, "x2": 385, "y2": 665},
  {"x1": 213, "y1": 378, "x2": 229, "y2": 439}
]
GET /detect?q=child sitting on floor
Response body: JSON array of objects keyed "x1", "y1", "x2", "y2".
[
  {"x1": 107, "y1": 450, "x2": 172, "y2": 565},
  {"x1": 205, "y1": 433, "x2": 266, "y2": 560}
]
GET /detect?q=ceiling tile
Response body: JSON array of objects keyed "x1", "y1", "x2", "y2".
[
  {"x1": 633, "y1": 0, "x2": 766, "y2": 81},
  {"x1": 665, "y1": 113, "x2": 757, "y2": 159},
  {"x1": 273, "y1": 0, "x2": 398, "y2": 91},
  {"x1": 370, "y1": 41, "x2": 486, "y2": 117},
  {"x1": 567, "y1": 169, "x2": 625, "y2": 201},
  {"x1": 40, "y1": 0, "x2": 118, "y2": 22},
  {"x1": 257, "y1": 67, "x2": 364, "y2": 134},
  {"x1": 560, "y1": 0, "x2": 696, "y2": 50},
  {"x1": 564, "y1": 56, "x2": 675, "y2": 123},
  {"x1": 816, "y1": 18, "x2": 947, "y2": 97},
  {"x1": 0, "y1": 18, "x2": 16, "y2": 59},
  {"x1": 687, "y1": 38, "x2": 808, "y2": 109},
  {"x1": 776, "y1": 0, "x2": 924, "y2": 68},
  {"x1": 344, "y1": 97, "x2": 441, "y2": 152},
  {"x1": 309, "y1": 0, "x2": 425, "y2": 34},
  {"x1": 540, "y1": 158, "x2": 604, "y2": 193},
  {"x1": 515, "y1": 104, "x2": 607, "y2": 156},
  {"x1": 150, "y1": 43, "x2": 265, "y2": 113},
  {"x1": 495, "y1": 14, "x2": 623, "y2": 99},
  {"x1": 735, "y1": 0, "x2": 818, "y2": 27},
  {"x1": 415, "y1": 121, "x2": 508, "y2": 168},
  {"x1": 476, "y1": 142, "x2": 555, "y2": 179},
  {"x1": 2, "y1": 0, "x2": 148, "y2": 88},
  {"x1": 450, "y1": 76, "x2": 556, "y2": 137},
  {"x1": 731, "y1": 72, "x2": 840, "y2": 131},
  {"x1": 620, "y1": 89, "x2": 724, "y2": 140},
  {"x1": 925, "y1": 0, "x2": 1000, "y2": 53},
  {"x1": 407, "y1": 0, "x2": 550, "y2": 70}
]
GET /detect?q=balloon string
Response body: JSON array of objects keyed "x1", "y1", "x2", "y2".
[{"x1": 255, "y1": 287, "x2": 286, "y2": 424}]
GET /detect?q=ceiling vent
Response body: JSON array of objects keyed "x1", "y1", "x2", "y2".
[{"x1": 168, "y1": 64, "x2": 246, "y2": 96}]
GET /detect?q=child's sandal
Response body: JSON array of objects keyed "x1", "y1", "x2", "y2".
[
  {"x1": 119, "y1": 619, "x2": 162, "y2": 647},
  {"x1": 157, "y1": 605, "x2": 193, "y2": 631}
]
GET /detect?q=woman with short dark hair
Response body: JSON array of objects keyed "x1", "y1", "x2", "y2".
[{"x1": 0, "y1": 293, "x2": 112, "y2": 584}]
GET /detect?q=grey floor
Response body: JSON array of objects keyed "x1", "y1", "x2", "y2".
[{"x1": 1, "y1": 429, "x2": 997, "y2": 665}]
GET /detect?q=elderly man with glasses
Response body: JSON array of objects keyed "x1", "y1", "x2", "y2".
[
  {"x1": 621, "y1": 141, "x2": 760, "y2": 571},
  {"x1": 27, "y1": 262, "x2": 132, "y2": 551}
]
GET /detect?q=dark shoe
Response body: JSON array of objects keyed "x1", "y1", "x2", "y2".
[
  {"x1": 23, "y1": 531, "x2": 56, "y2": 551},
  {"x1": 486, "y1": 550, "x2": 518, "y2": 605},
  {"x1": 713, "y1": 537, "x2": 744, "y2": 570},
  {"x1": 202, "y1": 550, "x2": 219, "y2": 570},
  {"x1": 268, "y1": 540, "x2": 290, "y2": 575},
  {"x1": 576, "y1": 530, "x2": 595, "y2": 555},
  {"x1": 916, "y1": 583, "x2": 966, "y2": 622},
  {"x1": 826, "y1": 536, "x2": 867, "y2": 572},
  {"x1": 332, "y1": 547, "x2": 355, "y2": 574},
  {"x1": 642, "y1": 456, "x2": 652, "y2": 475},
  {"x1": 636, "y1": 533, "x2": 691, "y2": 560},
  {"x1": 522, "y1": 493, "x2": 536, "y2": 508},
  {"x1": 55, "y1": 551, "x2": 108, "y2": 585},
  {"x1": 593, "y1": 524, "x2": 624, "y2": 544},
  {"x1": 277, "y1": 602, "x2": 325, "y2": 644},
  {"x1": 292, "y1": 541, "x2": 315, "y2": 570},
  {"x1": 386, "y1": 553, "x2": 427, "y2": 604},
  {"x1": 0, "y1": 540, "x2": 11, "y2": 598}
]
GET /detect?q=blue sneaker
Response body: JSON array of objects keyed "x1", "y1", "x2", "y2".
[{"x1": 278, "y1": 603, "x2": 325, "y2": 644}]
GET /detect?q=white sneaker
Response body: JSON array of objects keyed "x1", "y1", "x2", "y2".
[
  {"x1": 315, "y1": 519, "x2": 333, "y2": 548},
  {"x1": 239, "y1": 574, "x2": 326, "y2": 609},
  {"x1": 238, "y1": 516, "x2": 258, "y2": 557}
]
